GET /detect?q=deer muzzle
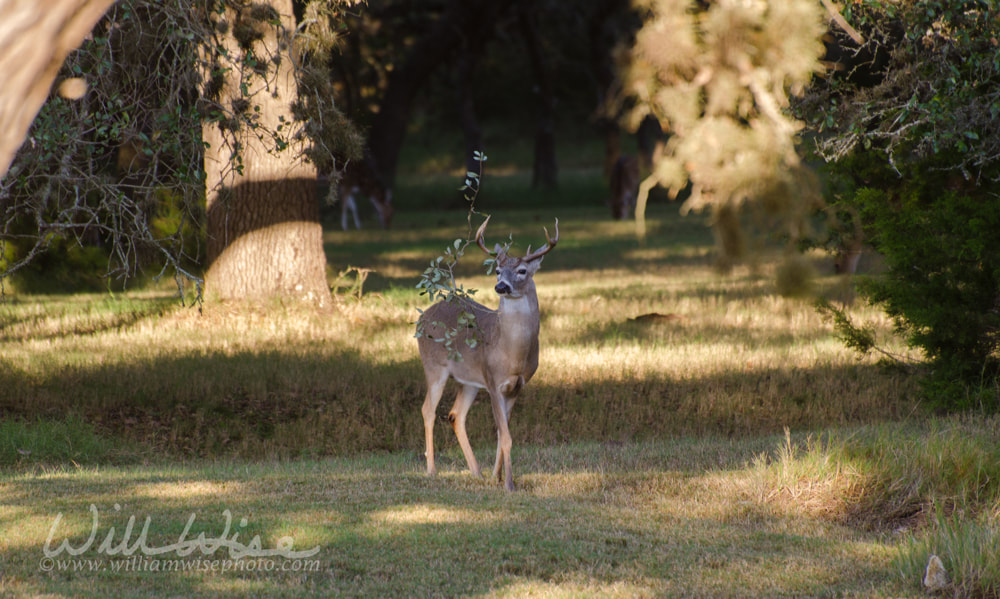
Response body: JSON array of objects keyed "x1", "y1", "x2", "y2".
[{"x1": 495, "y1": 281, "x2": 512, "y2": 295}]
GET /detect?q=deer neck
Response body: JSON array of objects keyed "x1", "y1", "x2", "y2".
[{"x1": 496, "y1": 286, "x2": 539, "y2": 355}]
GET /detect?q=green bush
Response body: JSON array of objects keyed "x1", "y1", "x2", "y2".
[
  {"x1": 851, "y1": 184, "x2": 1000, "y2": 409},
  {"x1": 800, "y1": 1, "x2": 1000, "y2": 410},
  {"x1": 3, "y1": 235, "x2": 112, "y2": 293}
]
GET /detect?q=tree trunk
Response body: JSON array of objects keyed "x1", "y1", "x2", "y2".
[
  {"x1": 204, "y1": 179, "x2": 326, "y2": 302},
  {"x1": 366, "y1": 6, "x2": 462, "y2": 189},
  {"x1": 518, "y1": 7, "x2": 558, "y2": 190},
  {"x1": 201, "y1": 0, "x2": 328, "y2": 304},
  {"x1": 637, "y1": 114, "x2": 665, "y2": 174},
  {"x1": 0, "y1": 0, "x2": 116, "y2": 176},
  {"x1": 456, "y1": 48, "x2": 485, "y2": 182},
  {"x1": 367, "y1": 0, "x2": 512, "y2": 188},
  {"x1": 586, "y1": 0, "x2": 628, "y2": 179}
]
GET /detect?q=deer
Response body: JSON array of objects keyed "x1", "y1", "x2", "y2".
[
  {"x1": 336, "y1": 156, "x2": 394, "y2": 230},
  {"x1": 609, "y1": 154, "x2": 640, "y2": 220},
  {"x1": 416, "y1": 216, "x2": 558, "y2": 491}
]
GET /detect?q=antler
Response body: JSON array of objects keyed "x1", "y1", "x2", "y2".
[
  {"x1": 476, "y1": 216, "x2": 559, "y2": 261},
  {"x1": 474, "y1": 215, "x2": 495, "y2": 256},
  {"x1": 522, "y1": 218, "x2": 559, "y2": 262}
]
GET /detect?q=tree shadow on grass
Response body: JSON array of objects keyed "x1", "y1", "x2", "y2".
[
  {"x1": 0, "y1": 347, "x2": 427, "y2": 460},
  {"x1": 565, "y1": 317, "x2": 836, "y2": 351},
  {"x1": 322, "y1": 206, "x2": 717, "y2": 295}
]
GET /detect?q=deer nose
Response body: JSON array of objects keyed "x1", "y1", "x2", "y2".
[{"x1": 495, "y1": 281, "x2": 511, "y2": 295}]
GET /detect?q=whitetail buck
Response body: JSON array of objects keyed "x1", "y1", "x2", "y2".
[
  {"x1": 609, "y1": 155, "x2": 640, "y2": 220},
  {"x1": 417, "y1": 216, "x2": 558, "y2": 491},
  {"x1": 337, "y1": 158, "x2": 394, "y2": 230}
]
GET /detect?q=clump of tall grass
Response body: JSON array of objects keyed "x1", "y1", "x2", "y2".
[
  {"x1": 897, "y1": 508, "x2": 1000, "y2": 598},
  {"x1": 760, "y1": 417, "x2": 1000, "y2": 526},
  {"x1": 755, "y1": 416, "x2": 1000, "y2": 594}
]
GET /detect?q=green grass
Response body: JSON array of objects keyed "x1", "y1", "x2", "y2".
[
  {"x1": 753, "y1": 418, "x2": 1000, "y2": 597},
  {"x1": 898, "y1": 508, "x2": 1000, "y2": 598},
  {"x1": 0, "y1": 416, "x2": 124, "y2": 467},
  {"x1": 2, "y1": 200, "x2": 998, "y2": 596},
  {"x1": 6, "y1": 422, "x2": 1000, "y2": 597},
  {"x1": 1, "y1": 436, "x2": 921, "y2": 598}
]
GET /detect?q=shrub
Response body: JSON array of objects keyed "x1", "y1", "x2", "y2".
[
  {"x1": 848, "y1": 184, "x2": 1000, "y2": 409},
  {"x1": 800, "y1": 1, "x2": 1000, "y2": 410}
]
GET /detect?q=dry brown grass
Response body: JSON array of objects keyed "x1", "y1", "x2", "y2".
[{"x1": 0, "y1": 206, "x2": 920, "y2": 461}]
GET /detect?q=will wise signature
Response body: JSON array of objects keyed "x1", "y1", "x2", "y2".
[{"x1": 43, "y1": 504, "x2": 321, "y2": 560}]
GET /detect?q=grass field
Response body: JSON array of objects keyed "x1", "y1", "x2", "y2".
[{"x1": 1, "y1": 190, "x2": 998, "y2": 597}]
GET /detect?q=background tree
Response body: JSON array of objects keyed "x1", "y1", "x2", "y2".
[
  {"x1": 799, "y1": 1, "x2": 1000, "y2": 407},
  {"x1": 516, "y1": 4, "x2": 557, "y2": 190},
  {"x1": 330, "y1": 0, "x2": 632, "y2": 195},
  {"x1": 1, "y1": 0, "x2": 362, "y2": 299},
  {"x1": 359, "y1": 0, "x2": 514, "y2": 189},
  {"x1": 1, "y1": 1, "x2": 207, "y2": 292},
  {"x1": 201, "y1": 1, "x2": 336, "y2": 303}
]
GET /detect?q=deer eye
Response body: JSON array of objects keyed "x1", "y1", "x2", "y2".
[{"x1": 517, "y1": 268, "x2": 528, "y2": 276}]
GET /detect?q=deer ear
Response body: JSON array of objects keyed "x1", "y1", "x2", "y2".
[
  {"x1": 527, "y1": 255, "x2": 543, "y2": 269},
  {"x1": 494, "y1": 243, "x2": 504, "y2": 256}
]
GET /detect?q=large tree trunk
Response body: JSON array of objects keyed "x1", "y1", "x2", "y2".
[
  {"x1": 201, "y1": 0, "x2": 328, "y2": 304},
  {"x1": 0, "y1": 0, "x2": 116, "y2": 176},
  {"x1": 204, "y1": 179, "x2": 326, "y2": 302}
]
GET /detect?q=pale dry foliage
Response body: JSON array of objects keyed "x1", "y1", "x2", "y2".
[{"x1": 622, "y1": 0, "x2": 827, "y2": 259}]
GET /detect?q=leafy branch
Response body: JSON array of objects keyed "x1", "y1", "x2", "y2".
[
  {"x1": 814, "y1": 297, "x2": 915, "y2": 369},
  {"x1": 414, "y1": 151, "x2": 494, "y2": 360}
]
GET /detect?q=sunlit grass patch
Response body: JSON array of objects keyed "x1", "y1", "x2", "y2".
[
  {"x1": 746, "y1": 417, "x2": 1000, "y2": 594},
  {"x1": 0, "y1": 437, "x2": 922, "y2": 597}
]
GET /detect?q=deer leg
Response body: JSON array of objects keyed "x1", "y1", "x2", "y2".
[
  {"x1": 492, "y1": 395, "x2": 516, "y2": 483},
  {"x1": 448, "y1": 384, "x2": 482, "y2": 478},
  {"x1": 348, "y1": 195, "x2": 361, "y2": 229},
  {"x1": 421, "y1": 369, "x2": 449, "y2": 476},
  {"x1": 489, "y1": 391, "x2": 516, "y2": 491}
]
